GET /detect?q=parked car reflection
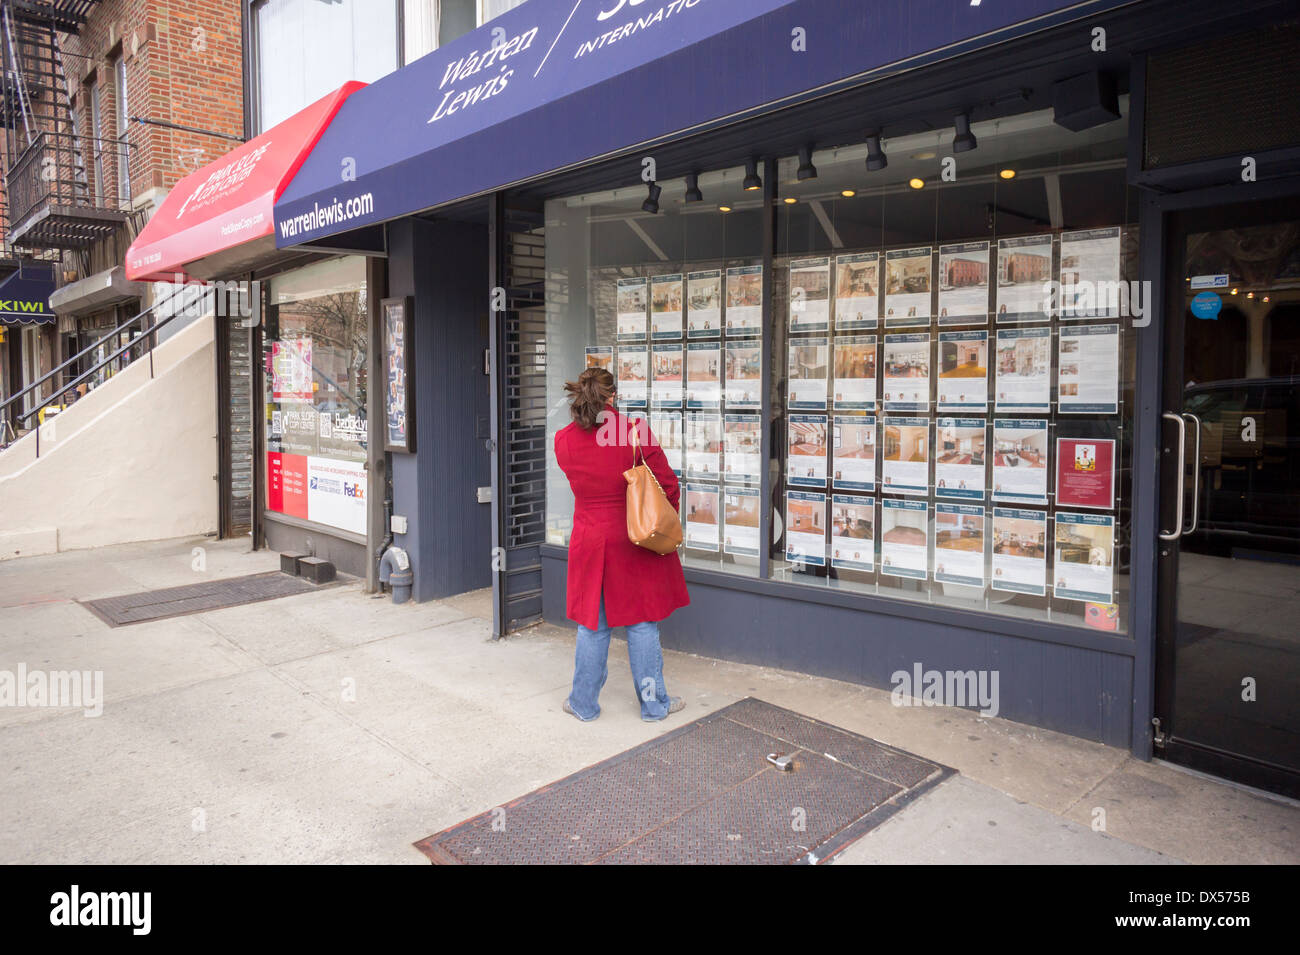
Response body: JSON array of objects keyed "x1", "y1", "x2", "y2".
[{"x1": 1182, "y1": 375, "x2": 1299, "y2": 557}]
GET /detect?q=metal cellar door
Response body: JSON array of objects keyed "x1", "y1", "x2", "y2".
[{"x1": 489, "y1": 197, "x2": 548, "y2": 636}]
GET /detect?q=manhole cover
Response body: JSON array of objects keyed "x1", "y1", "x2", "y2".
[
  {"x1": 415, "y1": 698, "x2": 954, "y2": 865},
  {"x1": 80, "y1": 572, "x2": 333, "y2": 627}
]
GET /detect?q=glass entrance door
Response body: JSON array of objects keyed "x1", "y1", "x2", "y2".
[{"x1": 1155, "y1": 195, "x2": 1300, "y2": 797}]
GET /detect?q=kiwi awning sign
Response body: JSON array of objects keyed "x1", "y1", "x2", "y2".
[{"x1": 0, "y1": 262, "x2": 55, "y2": 325}]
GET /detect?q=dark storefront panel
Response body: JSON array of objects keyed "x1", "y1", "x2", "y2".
[
  {"x1": 386, "y1": 216, "x2": 494, "y2": 602},
  {"x1": 1141, "y1": 22, "x2": 1300, "y2": 172}
]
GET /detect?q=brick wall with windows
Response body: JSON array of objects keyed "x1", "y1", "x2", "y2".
[{"x1": 62, "y1": 0, "x2": 244, "y2": 215}]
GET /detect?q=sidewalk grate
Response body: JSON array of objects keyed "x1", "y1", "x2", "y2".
[
  {"x1": 414, "y1": 698, "x2": 954, "y2": 865},
  {"x1": 80, "y1": 572, "x2": 331, "y2": 627}
]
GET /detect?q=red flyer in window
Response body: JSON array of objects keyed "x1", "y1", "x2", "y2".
[
  {"x1": 1055, "y1": 437, "x2": 1115, "y2": 510},
  {"x1": 1085, "y1": 602, "x2": 1121, "y2": 631}
]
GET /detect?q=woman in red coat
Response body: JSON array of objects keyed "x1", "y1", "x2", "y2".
[{"x1": 554, "y1": 367, "x2": 690, "y2": 722}]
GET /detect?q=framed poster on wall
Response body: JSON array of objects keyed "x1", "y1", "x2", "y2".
[{"x1": 383, "y1": 296, "x2": 415, "y2": 453}]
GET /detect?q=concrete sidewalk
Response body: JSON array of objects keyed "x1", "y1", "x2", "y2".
[{"x1": 1, "y1": 536, "x2": 1295, "y2": 864}]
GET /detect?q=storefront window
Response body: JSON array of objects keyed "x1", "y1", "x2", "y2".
[
  {"x1": 262, "y1": 256, "x2": 369, "y2": 536},
  {"x1": 544, "y1": 164, "x2": 765, "y2": 578},
  {"x1": 543, "y1": 103, "x2": 1138, "y2": 633},
  {"x1": 772, "y1": 106, "x2": 1137, "y2": 632},
  {"x1": 253, "y1": 0, "x2": 398, "y2": 132}
]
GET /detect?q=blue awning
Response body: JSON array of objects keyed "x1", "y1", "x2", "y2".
[
  {"x1": 274, "y1": 0, "x2": 1129, "y2": 246},
  {"x1": 0, "y1": 262, "x2": 56, "y2": 325}
]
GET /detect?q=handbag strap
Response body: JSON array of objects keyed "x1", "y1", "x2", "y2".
[
  {"x1": 628, "y1": 417, "x2": 668, "y2": 494},
  {"x1": 629, "y1": 416, "x2": 647, "y2": 468}
]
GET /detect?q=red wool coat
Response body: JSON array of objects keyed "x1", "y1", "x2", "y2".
[{"x1": 555, "y1": 406, "x2": 690, "y2": 630}]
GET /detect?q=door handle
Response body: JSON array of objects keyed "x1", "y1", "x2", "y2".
[
  {"x1": 1182, "y1": 412, "x2": 1202, "y2": 535},
  {"x1": 1159, "y1": 411, "x2": 1185, "y2": 541}
]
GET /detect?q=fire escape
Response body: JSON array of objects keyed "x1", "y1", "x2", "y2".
[{"x1": 1, "y1": 0, "x2": 125, "y2": 253}]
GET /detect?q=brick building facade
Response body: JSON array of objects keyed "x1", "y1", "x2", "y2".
[
  {"x1": 0, "y1": 0, "x2": 243, "y2": 431},
  {"x1": 60, "y1": 0, "x2": 243, "y2": 285}
]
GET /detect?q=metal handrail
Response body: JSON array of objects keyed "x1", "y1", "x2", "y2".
[{"x1": 0, "y1": 282, "x2": 208, "y2": 431}]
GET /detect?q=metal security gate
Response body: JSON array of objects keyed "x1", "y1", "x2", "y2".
[
  {"x1": 227, "y1": 318, "x2": 254, "y2": 536},
  {"x1": 216, "y1": 295, "x2": 255, "y2": 540},
  {"x1": 490, "y1": 195, "x2": 548, "y2": 636}
]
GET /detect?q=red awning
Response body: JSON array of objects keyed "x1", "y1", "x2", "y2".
[{"x1": 125, "y1": 82, "x2": 365, "y2": 282}]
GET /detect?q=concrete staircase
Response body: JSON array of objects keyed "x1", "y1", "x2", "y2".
[{"x1": 0, "y1": 314, "x2": 218, "y2": 560}]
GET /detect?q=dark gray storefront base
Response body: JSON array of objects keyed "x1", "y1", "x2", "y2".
[
  {"x1": 386, "y1": 217, "x2": 493, "y2": 603},
  {"x1": 265, "y1": 515, "x2": 368, "y2": 579},
  {"x1": 541, "y1": 547, "x2": 1135, "y2": 750}
]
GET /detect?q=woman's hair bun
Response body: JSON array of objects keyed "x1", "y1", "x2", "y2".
[{"x1": 565, "y1": 365, "x2": 616, "y2": 430}]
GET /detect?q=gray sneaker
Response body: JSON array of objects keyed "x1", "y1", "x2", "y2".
[{"x1": 642, "y1": 696, "x2": 686, "y2": 722}]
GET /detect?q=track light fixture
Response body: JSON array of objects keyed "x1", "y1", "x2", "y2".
[
  {"x1": 642, "y1": 181, "x2": 662, "y2": 214},
  {"x1": 865, "y1": 130, "x2": 887, "y2": 171},
  {"x1": 796, "y1": 145, "x2": 817, "y2": 181},
  {"x1": 684, "y1": 172, "x2": 703, "y2": 203},
  {"x1": 952, "y1": 111, "x2": 978, "y2": 153},
  {"x1": 742, "y1": 157, "x2": 762, "y2": 191}
]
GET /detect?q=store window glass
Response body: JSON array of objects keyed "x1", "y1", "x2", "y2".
[
  {"x1": 262, "y1": 257, "x2": 369, "y2": 536},
  {"x1": 114, "y1": 55, "x2": 129, "y2": 205},
  {"x1": 254, "y1": 0, "x2": 397, "y2": 132},
  {"x1": 544, "y1": 165, "x2": 765, "y2": 578},
  {"x1": 542, "y1": 103, "x2": 1137, "y2": 634},
  {"x1": 772, "y1": 105, "x2": 1137, "y2": 633}
]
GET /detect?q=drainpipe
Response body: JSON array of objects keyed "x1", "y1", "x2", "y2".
[
  {"x1": 378, "y1": 544, "x2": 413, "y2": 604},
  {"x1": 375, "y1": 495, "x2": 393, "y2": 586}
]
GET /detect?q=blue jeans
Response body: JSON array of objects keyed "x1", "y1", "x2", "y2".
[{"x1": 568, "y1": 597, "x2": 671, "y2": 722}]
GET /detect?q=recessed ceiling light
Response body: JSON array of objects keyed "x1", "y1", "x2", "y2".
[
  {"x1": 841, "y1": 189, "x2": 857, "y2": 198},
  {"x1": 718, "y1": 205, "x2": 732, "y2": 213},
  {"x1": 999, "y1": 168, "x2": 1016, "y2": 179},
  {"x1": 909, "y1": 177, "x2": 925, "y2": 189},
  {"x1": 911, "y1": 150, "x2": 936, "y2": 161},
  {"x1": 783, "y1": 197, "x2": 798, "y2": 204},
  {"x1": 1231, "y1": 287, "x2": 1238, "y2": 295}
]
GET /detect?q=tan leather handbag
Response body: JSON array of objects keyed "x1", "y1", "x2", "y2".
[{"x1": 624, "y1": 420, "x2": 683, "y2": 554}]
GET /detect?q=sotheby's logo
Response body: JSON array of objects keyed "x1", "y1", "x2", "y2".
[
  {"x1": 50, "y1": 886, "x2": 151, "y2": 935},
  {"x1": 891, "y1": 663, "x2": 1000, "y2": 718}
]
